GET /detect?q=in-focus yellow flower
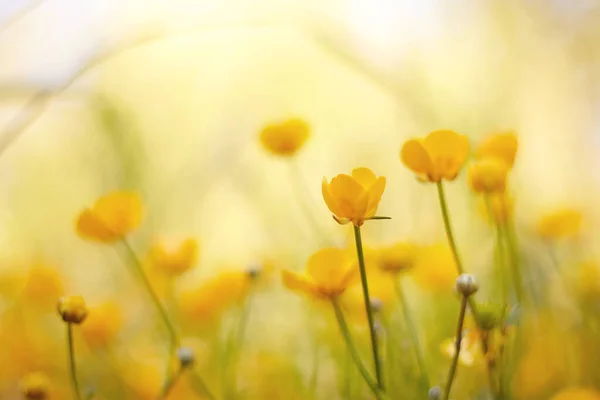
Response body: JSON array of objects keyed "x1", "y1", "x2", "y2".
[
  {"x1": 376, "y1": 242, "x2": 419, "y2": 274},
  {"x1": 469, "y1": 158, "x2": 509, "y2": 194},
  {"x1": 411, "y1": 244, "x2": 458, "y2": 292},
  {"x1": 178, "y1": 270, "x2": 253, "y2": 322},
  {"x1": 282, "y1": 247, "x2": 358, "y2": 299},
  {"x1": 150, "y1": 238, "x2": 199, "y2": 276},
  {"x1": 20, "y1": 371, "x2": 51, "y2": 400},
  {"x1": 81, "y1": 301, "x2": 122, "y2": 348},
  {"x1": 322, "y1": 167, "x2": 386, "y2": 226},
  {"x1": 76, "y1": 191, "x2": 143, "y2": 243},
  {"x1": 440, "y1": 330, "x2": 482, "y2": 366},
  {"x1": 476, "y1": 131, "x2": 518, "y2": 168},
  {"x1": 57, "y1": 295, "x2": 88, "y2": 324},
  {"x1": 400, "y1": 129, "x2": 470, "y2": 182},
  {"x1": 551, "y1": 388, "x2": 600, "y2": 400},
  {"x1": 537, "y1": 208, "x2": 582, "y2": 239},
  {"x1": 259, "y1": 118, "x2": 310, "y2": 157}
]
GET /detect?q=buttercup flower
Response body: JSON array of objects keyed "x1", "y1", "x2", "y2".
[
  {"x1": 479, "y1": 193, "x2": 513, "y2": 225},
  {"x1": 57, "y1": 295, "x2": 88, "y2": 324},
  {"x1": 282, "y1": 248, "x2": 358, "y2": 299},
  {"x1": 322, "y1": 167, "x2": 386, "y2": 226},
  {"x1": 150, "y1": 238, "x2": 198, "y2": 276},
  {"x1": 476, "y1": 131, "x2": 518, "y2": 168},
  {"x1": 537, "y1": 208, "x2": 583, "y2": 239},
  {"x1": 76, "y1": 191, "x2": 143, "y2": 243},
  {"x1": 81, "y1": 301, "x2": 122, "y2": 348},
  {"x1": 20, "y1": 372, "x2": 51, "y2": 400},
  {"x1": 400, "y1": 129, "x2": 470, "y2": 182},
  {"x1": 550, "y1": 388, "x2": 600, "y2": 400},
  {"x1": 259, "y1": 118, "x2": 310, "y2": 157},
  {"x1": 469, "y1": 158, "x2": 509, "y2": 193},
  {"x1": 376, "y1": 242, "x2": 419, "y2": 274}
]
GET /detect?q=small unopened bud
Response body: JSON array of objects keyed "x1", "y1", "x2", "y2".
[
  {"x1": 21, "y1": 372, "x2": 50, "y2": 400},
  {"x1": 370, "y1": 297, "x2": 384, "y2": 313},
  {"x1": 177, "y1": 347, "x2": 195, "y2": 368},
  {"x1": 57, "y1": 295, "x2": 88, "y2": 324},
  {"x1": 246, "y1": 263, "x2": 262, "y2": 279},
  {"x1": 455, "y1": 274, "x2": 479, "y2": 297},
  {"x1": 428, "y1": 386, "x2": 442, "y2": 400}
]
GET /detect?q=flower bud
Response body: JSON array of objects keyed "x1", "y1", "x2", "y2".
[
  {"x1": 20, "y1": 372, "x2": 50, "y2": 400},
  {"x1": 177, "y1": 346, "x2": 195, "y2": 368},
  {"x1": 246, "y1": 263, "x2": 262, "y2": 280},
  {"x1": 57, "y1": 295, "x2": 88, "y2": 324},
  {"x1": 428, "y1": 386, "x2": 442, "y2": 400},
  {"x1": 455, "y1": 274, "x2": 479, "y2": 297},
  {"x1": 370, "y1": 297, "x2": 384, "y2": 313}
]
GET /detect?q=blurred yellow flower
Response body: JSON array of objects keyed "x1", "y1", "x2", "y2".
[
  {"x1": 20, "y1": 371, "x2": 51, "y2": 400},
  {"x1": 376, "y1": 242, "x2": 419, "y2": 274},
  {"x1": 411, "y1": 244, "x2": 459, "y2": 292},
  {"x1": 537, "y1": 208, "x2": 582, "y2": 239},
  {"x1": 468, "y1": 158, "x2": 509, "y2": 193},
  {"x1": 76, "y1": 191, "x2": 143, "y2": 243},
  {"x1": 440, "y1": 330, "x2": 482, "y2": 367},
  {"x1": 479, "y1": 193, "x2": 513, "y2": 225},
  {"x1": 476, "y1": 131, "x2": 518, "y2": 168},
  {"x1": 400, "y1": 129, "x2": 470, "y2": 182},
  {"x1": 322, "y1": 167, "x2": 386, "y2": 226},
  {"x1": 21, "y1": 265, "x2": 65, "y2": 310},
  {"x1": 178, "y1": 271, "x2": 252, "y2": 322},
  {"x1": 57, "y1": 295, "x2": 88, "y2": 324},
  {"x1": 259, "y1": 118, "x2": 310, "y2": 157},
  {"x1": 551, "y1": 388, "x2": 600, "y2": 400},
  {"x1": 150, "y1": 238, "x2": 199, "y2": 277},
  {"x1": 341, "y1": 269, "x2": 395, "y2": 319},
  {"x1": 282, "y1": 247, "x2": 358, "y2": 299},
  {"x1": 81, "y1": 301, "x2": 122, "y2": 349}
]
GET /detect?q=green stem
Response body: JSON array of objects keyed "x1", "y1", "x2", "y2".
[
  {"x1": 394, "y1": 280, "x2": 430, "y2": 392},
  {"x1": 344, "y1": 349, "x2": 352, "y2": 399},
  {"x1": 190, "y1": 369, "x2": 217, "y2": 400},
  {"x1": 443, "y1": 296, "x2": 468, "y2": 400},
  {"x1": 221, "y1": 296, "x2": 253, "y2": 399},
  {"x1": 158, "y1": 367, "x2": 184, "y2": 400},
  {"x1": 308, "y1": 339, "x2": 320, "y2": 398},
  {"x1": 499, "y1": 221, "x2": 524, "y2": 304},
  {"x1": 67, "y1": 323, "x2": 83, "y2": 400},
  {"x1": 119, "y1": 239, "x2": 179, "y2": 347},
  {"x1": 353, "y1": 224, "x2": 384, "y2": 390},
  {"x1": 331, "y1": 298, "x2": 382, "y2": 400}
]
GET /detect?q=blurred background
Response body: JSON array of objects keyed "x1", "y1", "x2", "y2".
[{"x1": 1, "y1": 0, "x2": 600, "y2": 399}]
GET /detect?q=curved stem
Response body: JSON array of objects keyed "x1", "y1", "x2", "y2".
[
  {"x1": 394, "y1": 280, "x2": 430, "y2": 392},
  {"x1": 67, "y1": 323, "x2": 83, "y2": 400},
  {"x1": 158, "y1": 367, "x2": 184, "y2": 400},
  {"x1": 331, "y1": 298, "x2": 382, "y2": 400},
  {"x1": 443, "y1": 296, "x2": 468, "y2": 400},
  {"x1": 119, "y1": 239, "x2": 179, "y2": 347},
  {"x1": 190, "y1": 369, "x2": 217, "y2": 400},
  {"x1": 353, "y1": 225, "x2": 384, "y2": 390}
]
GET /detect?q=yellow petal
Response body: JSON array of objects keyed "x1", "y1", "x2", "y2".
[
  {"x1": 259, "y1": 118, "x2": 310, "y2": 157},
  {"x1": 306, "y1": 248, "x2": 354, "y2": 296},
  {"x1": 93, "y1": 191, "x2": 143, "y2": 238},
  {"x1": 76, "y1": 209, "x2": 120, "y2": 242},
  {"x1": 468, "y1": 158, "x2": 509, "y2": 194},
  {"x1": 365, "y1": 176, "x2": 386, "y2": 218},
  {"x1": 321, "y1": 178, "x2": 340, "y2": 217},
  {"x1": 351, "y1": 167, "x2": 377, "y2": 188},
  {"x1": 281, "y1": 270, "x2": 318, "y2": 297},
  {"x1": 328, "y1": 174, "x2": 369, "y2": 222},
  {"x1": 477, "y1": 132, "x2": 518, "y2": 168},
  {"x1": 400, "y1": 139, "x2": 433, "y2": 177},
  {"x1": 423, "y1": 130, "x2": 470, "y2": 180}
]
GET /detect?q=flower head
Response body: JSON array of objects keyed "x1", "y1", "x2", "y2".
[
  {"x1": 76, "y1": 191, "x2": 143, "y2": 243},
  {"x1": 282, "y1": 248, "x2": 357, "y2": 299},
  {"x1": 322, "y1": 167, "x2": 386, "y2": 226},
  {"x1": 21, "y1": 265, "x2": 64, "y2": 310},
  {"x1": 476, "y1": 131, "x2": 518, "y2": 168},
  {"x1": 537, "y1": 208, "x2": 583, "y2": 239},
  {"x1": 20, "y1": 372, "x2": 51, "y2": 400},
  {"x1": 150, "y1": 238, "x2": 198, "y2": 276},
  {"x1": 259, "y1": 118, "x2": 310, "y2": 157},
  {"x1": 468, "y1": 158, "x2": 509, "y2": 194},
  {"x1": 81, "y1": 301, "x2": 122, "y2": 348},
  {"x1": 400, "y1": 129, "x2": 470, "y2": 182},
  {"x1": 58, "y1": 295, "x2": 88, "y2": 324},
  {"x1": 376, "y1": 242, "x2": 419, "y2": 274}
]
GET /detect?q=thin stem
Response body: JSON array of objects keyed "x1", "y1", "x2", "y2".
[
  {"x1": 499, "y1": 221, "x2": 524, "y2": 304},
  {"x1": 119, "y1": 239, "x2": 179, "y2": 347},
  {"x1": 67, "y1": 323, "x2": 83, "y2": 400},
  {"x1": 353, "y1": 224, "x2": 384, "y2": 390},
  {"x1": 308, "y1": 339, "x2": 320, "y2": 398},
  {"x1": 344, "y1": 349, "x2": 352, "y2": 399},
  {"x1": 394, "y1": 280, "x2": 430, "y2": 392},
  {"x1": 158, "y1": 367, "x2": 184, "y2": 400},
  {"x1": 189, "y1": 369, "x2": 217, "y2": 400},
  {"x1": 443, "y1": 296, "x2": 468, "y2": 400},
  {"x1": 221, "y1": 296, "x2": 253, "y2": 399}
]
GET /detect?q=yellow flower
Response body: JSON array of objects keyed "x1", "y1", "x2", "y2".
[
  {"x1": 400, "y1": 129, "x2": 470, "y2": 182},
  {"x1": 468, "y1": 157, "x2": 509, "y2": 193},
  {"x1": 259, "y1": 118, "x2": 310, "y2": 157},
  {"x1": 20, "y1": 372, "x2": 51, "y2": 400},
  {"x1": 440, "y1": 330, "x2": 482, "y2": 367},
  {"x1": 411, "y1": 244, "x2": 458, "y2": 292},
  {"x1": 21, "y1": 265, "x2": 64, "y2": 310},
  {"x1": 537, "y1": 208, "x2": 582, "y2": 239},
  {"x1": 376, "y1": 242, "x2": 419, "y2": 274},
  {"x1": 551, "y1": 388, "x2": 600, "y2": 400},
  {"x1": 81, "y1": 301, "x2": 122, "y2": 348},
  {"x1": 178, "y1": 271, "x2": 253, "y2": 322},
  {"x1": 322, "y1": 167, "x2": 386, "y2": 226},
  {"x1": 150, "y1": 238, "x2": 199, "y2": 276},
  {"x1": 76, "y1": 191, "x2": 143, "y2": 243},
  {"x1": 476, "y1": 131, "x2": 518, "y2": 168},
  {"x1": 282, "y1": 247, "x2": 358, "y2": 299},
  {"x1": 57, "y1": 295, "x2": 88, "y2": 324},
  {"x1": 479, "y1": 193, "x2": 513, "y2": 225}
]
